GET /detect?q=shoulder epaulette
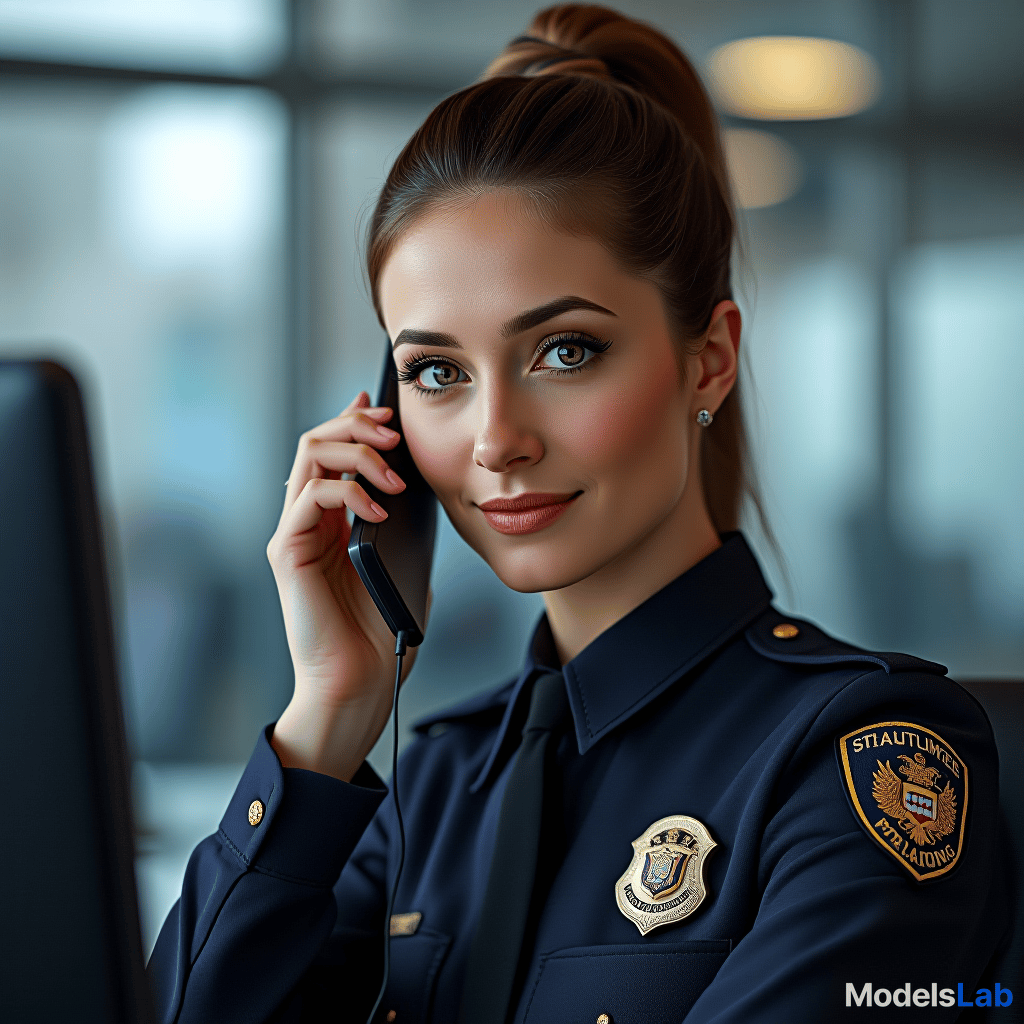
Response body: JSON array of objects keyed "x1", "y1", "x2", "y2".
[
  {"x1": 411, "y1": 678, "x2": 518, "y2": 734},
  {"x1": 745, "y1": 609, "x2": 947, "y2": 677}
]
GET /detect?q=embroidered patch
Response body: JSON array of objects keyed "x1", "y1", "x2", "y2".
[
  {"x1": 614, "y1": 815, "x2": 717, "y2": 935},
  {"x1": 837, "y1": 721, "x2": 968, "y2": 881}
]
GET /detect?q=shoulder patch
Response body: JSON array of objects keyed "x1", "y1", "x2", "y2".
[
  {"x1": 836, "y1": 721, "x2": 968, "y2": 881},
  {"x1": 746, "y1": 611, "x2": 948, "y2": 676}
]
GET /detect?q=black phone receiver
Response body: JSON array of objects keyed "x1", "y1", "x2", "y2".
[{"x1": 347, "y1": 341, "x2": 437, "y2": 647}]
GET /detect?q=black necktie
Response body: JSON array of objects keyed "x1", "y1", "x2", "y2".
[{"x1": 459, "y1": 671, "x2": 571, "y2": 1024}]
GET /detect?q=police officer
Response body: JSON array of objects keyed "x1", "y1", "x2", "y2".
[{"x1": 148, "y1": 6, "x2": 1010, "y2": 1021}]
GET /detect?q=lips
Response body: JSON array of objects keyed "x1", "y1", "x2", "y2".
[{"x1": 476, "y1": 491, "x2": 582, "y2": 535}]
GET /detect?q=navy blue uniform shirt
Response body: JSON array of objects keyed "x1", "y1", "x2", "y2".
[{"x1": 148, "y1": 533, "x2": 1010, "y2": 1022}]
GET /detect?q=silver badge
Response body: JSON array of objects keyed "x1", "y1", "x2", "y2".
[{"x1": 615, "y1": 815, "x2": 717, "y2": 936}]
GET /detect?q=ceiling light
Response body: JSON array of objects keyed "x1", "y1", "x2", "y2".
[{"x1": 708, "y1": 36, "x2": 881, "y2": 120}]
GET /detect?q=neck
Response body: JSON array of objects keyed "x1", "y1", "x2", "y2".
[{"x1": 542, "y1": 485, "x2": 722, "y2": 665}]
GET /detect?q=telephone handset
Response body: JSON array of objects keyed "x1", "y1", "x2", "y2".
[{"x1": 347, "y1": 342, "x2": 438, "y2": 648}]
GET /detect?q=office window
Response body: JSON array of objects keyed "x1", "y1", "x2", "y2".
[
  {"x1": 0, "y1": 0, "x2": 284, "y2": 72},
  {"x1": 0, "y1": 83, "x2": 290, "y2": 761}
]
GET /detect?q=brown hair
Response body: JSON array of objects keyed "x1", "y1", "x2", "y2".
[{"x1": 364, "y1": 3, "x2": 764, "y2": 535}]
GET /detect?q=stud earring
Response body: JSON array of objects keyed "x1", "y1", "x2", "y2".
[{"x1": 696, "y1": 409, "x2": 713, "y2": 427}]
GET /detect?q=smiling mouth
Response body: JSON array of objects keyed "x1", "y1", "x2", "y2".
[{"x1": 476, "y1": 491, "x2": 583, "y2": 535}]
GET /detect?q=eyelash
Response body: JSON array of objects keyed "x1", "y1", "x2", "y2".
[{"x1": 396, "y1": 331, "x2": 612, "y2": 397}]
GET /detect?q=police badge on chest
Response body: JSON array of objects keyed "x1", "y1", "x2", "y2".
[{"x1": 615, "y1": 815, "x2": 717, "y2": 935}]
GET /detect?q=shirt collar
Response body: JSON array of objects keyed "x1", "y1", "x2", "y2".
[{"x1": 470, "y1": 531, "x2": 773, "y2": 792}]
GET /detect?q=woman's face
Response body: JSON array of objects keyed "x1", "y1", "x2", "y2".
[{"x1": 378, "y1": 191, "x2": 709, "y2": 595}]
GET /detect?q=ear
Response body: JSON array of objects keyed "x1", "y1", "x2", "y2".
[{"x1": 693, "y1": 300, "x2": 741, "y2": 414}]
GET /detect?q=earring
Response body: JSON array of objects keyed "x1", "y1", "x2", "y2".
[{"x1": 696, "y1": 409, "x2": 713, "y2": 427}]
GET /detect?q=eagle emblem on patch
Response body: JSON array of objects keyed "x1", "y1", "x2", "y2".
[
  {"x1": 837, "y1": 721, "x2": 968, "y2": 881},
  {"x1": 614, "y1": 815, "x2": 716, "y2": 935}
]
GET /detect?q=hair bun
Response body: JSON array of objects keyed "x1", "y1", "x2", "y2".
[
  {"x1": 484, "y1": 3, "x2": 726, "y2": 187},
  {"x1": 499, "y1": 32, "x2": 613, "y2": 82}
]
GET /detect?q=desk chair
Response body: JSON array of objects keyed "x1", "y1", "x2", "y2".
[{"x1": 960, "y1": 680, "x2": 1024, "y2": 1023}]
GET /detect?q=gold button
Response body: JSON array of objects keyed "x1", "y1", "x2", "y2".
[
  {"x1": 772, "y1": 623, "x2": 800, "y2": 640},
  {"x1": 248, "y1": 799, "x2": 264, "y2": 826},
  {"x1": 386, "y1": 1012, "x2": 397, "y2": 1022},
  {"x1": 597, "y1": 1015, "x2": 612, "y2": 1024}
]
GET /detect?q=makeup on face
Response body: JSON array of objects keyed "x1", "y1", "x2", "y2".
[
  {"x1": 378, "y1": 192, "x2": 701, "y2": 597},
  {"x1": 392, "y1": 301, "x2": 615, "y2": 398},
  {"x1": 475, "y1": 491, "x2": 584, "y2": 535}
]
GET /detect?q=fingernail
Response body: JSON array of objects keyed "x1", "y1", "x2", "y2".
[
  {"x1": 385, "y1": 469, "x2": 404, "y2": 488},
  {"x1": 369, "y1": 502, "x2": 387, "y2": 518},
  {"x1": 377, "y1": 424, "x2": 398, "y2": 437}
]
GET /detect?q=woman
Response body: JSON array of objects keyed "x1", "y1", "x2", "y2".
[{"x1": 149, "y1": 6, "x2": 1009, "y2": 1021}]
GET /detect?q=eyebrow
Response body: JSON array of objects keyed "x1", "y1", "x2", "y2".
[{"x1": 391, "y1": 295, "x2": 617, "y2": 349}]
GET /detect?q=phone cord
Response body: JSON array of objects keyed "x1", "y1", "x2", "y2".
[{"x1": 365, "y1": 629, "x2": 411, "y2": 1024}]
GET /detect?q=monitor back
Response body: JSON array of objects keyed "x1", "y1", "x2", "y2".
[{"x1": 0, "y1": 360, "x2": 152, "y2": 1023}]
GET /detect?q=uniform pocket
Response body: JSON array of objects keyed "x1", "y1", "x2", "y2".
[
  {"x1": 377, "y1": 928, "x2": 451, "y2": 1024},
  {"x1": 519, "y1": 940, "x2": 732, "y2": 1024}
]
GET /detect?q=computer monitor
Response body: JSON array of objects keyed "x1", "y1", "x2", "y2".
[{"x1": 0, "y1": 359, "x2": 153, "y2": 1022}]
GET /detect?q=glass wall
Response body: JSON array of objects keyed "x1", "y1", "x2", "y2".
[
  {"x1": 0, "y1": 79, "x2": 290, "y2": 947},
  {"x1": 0, "y1": 0, "x2": 284, "y2": 71},
  {"x1": 0, "y1": 82, "x2": 290, "y2": 763}
]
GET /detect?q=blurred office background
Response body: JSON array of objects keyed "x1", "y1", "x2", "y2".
[{"x1": 1, "y1": 0, "x2": 1021, "y2": 953}]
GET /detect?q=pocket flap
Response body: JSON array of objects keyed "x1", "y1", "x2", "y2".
[{"x1": 521, "y1": 940, "x2": 731, "y2": 1024}]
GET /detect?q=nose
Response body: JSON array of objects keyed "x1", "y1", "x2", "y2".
[{"x1": 472, "y1": 381, "x2": 544, "y2": 473}]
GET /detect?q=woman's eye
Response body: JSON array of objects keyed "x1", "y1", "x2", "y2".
[
  {"x1": 415, "y1": 362, "x2": 467, "y2": 390},
  {"x1": 535, "y1": 338, "x2": 600, "y2": 371}
]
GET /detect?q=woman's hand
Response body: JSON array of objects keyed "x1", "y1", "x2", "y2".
[{"x1": 266, "y1": 390, "x2": 430, "y2": 782}]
